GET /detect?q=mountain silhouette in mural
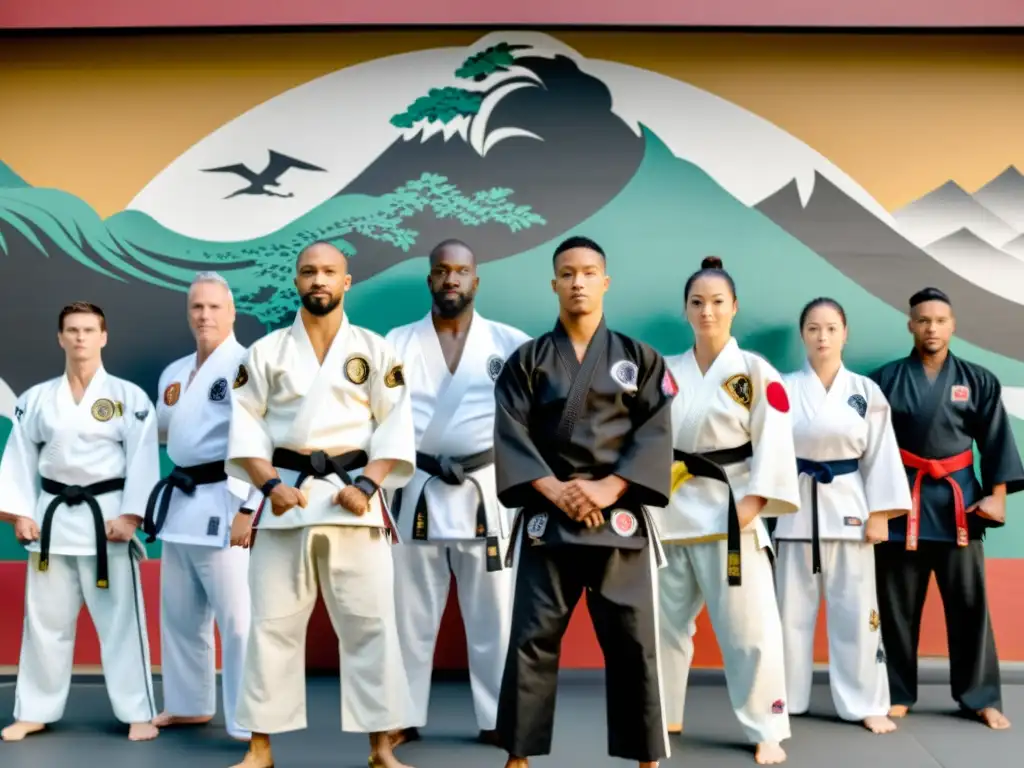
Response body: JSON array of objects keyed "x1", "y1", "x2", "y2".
[
  {"x1": 974, "y1": 165, "x2": 1024, "y2": 232},
  {"x1": 1004, "y1": 233, "x2": 1024, "y2": 258},
  {"x1": 923, "y1": 228, "x2": 1024, "y2": 305},
  {"x1": 893, "y1": 179, "x2": 1018, "y2": 249},
  {"x1": 338, "y1": 53, "x2": 644, "y2": 269},
  {"x1": 756, "y1": 171, "x2": 1024, "y2": 361}
]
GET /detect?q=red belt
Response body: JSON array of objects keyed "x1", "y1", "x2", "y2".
[{"x1": 900, "y1": 448, "x2": 974, "y2": 550}]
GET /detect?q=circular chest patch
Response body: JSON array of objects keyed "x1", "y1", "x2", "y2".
[
  {"x1": 163, "y1": 382, "x2": 181, "y2": 406},
  {"x1": 209, "y1": 377, "x2": 228, "y2": 402},
  {"x1": 766, "y1": 381, "x2": 790, "y2": 413},
  {"x1": 486, "y1": 354, "x2": 504, "y2": 381},
  {"x1": 847, "y1": 394, "x2": 867, "y2": 418},
  {"x1": 345, "y1": 355, "x2": 370, "y2": 385},
  {"x1": 610, "y1": 360, "x2": 639, "y2": 391},
  {"x1": 91, "y1": 398, "x2": 115, "y2": 422},
  {"x1": 610, "y1": 510, "x2": 639, "y2": 537}
]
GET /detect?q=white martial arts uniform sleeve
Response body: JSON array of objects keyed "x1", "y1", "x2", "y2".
[
  {"x1": 745, "y1": 356, "x2": 800, "y2": 518},
  {"x1": 118, "y1": 390, "x2": 162, "y2": 520},
  {"x1": 859, "y1": 383, "x2": 912, "y2": 518},
  {"x1": 0, "y1": 392, "x2": 42, "y2": 518},
  {"x1": 241, "y1": 485, "x2": 264, "y2": 511},
  {"x1": 366, "y1": 338, "x2": 416, "y2": 489},
  {"x1": 155, "y1": 363, "x2": 173, "y2": 444},
  {"x1": 225, "y1": 345, "x2": 275, "y2": 483}
]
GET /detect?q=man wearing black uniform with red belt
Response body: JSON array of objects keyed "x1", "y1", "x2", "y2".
[{"x1": 870, "y1": 287, "x2": 1023, "y2": 730}]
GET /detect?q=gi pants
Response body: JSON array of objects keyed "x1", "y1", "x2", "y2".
[
  {"x1": 393, "y1": 538, "x2": 513, "y2": 731},
  {"x1": 659, "y1": 531, "x2": 790, "y2": 744},
  {"x1": 496, "y1": 535, "x2": 669, "y2": 762},
  {"x1": 238, "y1": 525, "x2": 410, "y2": 734},
  {"x1": 874, "y1": 539, "x2": 1001, "y2": 711},
  {"x1": 14, "y1": 549, "x2": 157, "y2": 725},
  {"x1": 159, "y1": 540, "x2": 251, "y2": 739},
  {"x1": 776, "y1": 540, "x2": 889, "y2": 720}
]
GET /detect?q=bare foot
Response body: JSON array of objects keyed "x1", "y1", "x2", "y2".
[
  {"x1": 388, "y1": 727, "x2": 421, "y2": 748},
  {"x1": 888, "y1": 705, "x2": 909, "y2": 718},
  {"x1": 863, "y1": 715, "x2": 897, "y2": 734},
  {"x1": 504, "y1": 758, "x2": 529, "y2": 768},
  {"x1": 639, "y1": 762, "x2": 659, "y2": 767},
  {"x1": 755, "y1": 741, "x2": 786, "y2": 765},
  {"x1": 977, "y1": 707, "x2": 1011, "y2": 730},
  {"x1": 229, "y1": 733, "x2": 274, "y2": 768},
  {"x1": 128, "y1": 722, "x2": 159, "y2": 741},
  {"x1": 152, "y1": 711, "x2": 213, "y2": 728},
  {"x1": 369, "y1": 732, "x2": 413, "y2": 768},
  {"x1": 0, "y1": 721, "x2": 45, "y2": 741},
  {"x1": 667, "y1": 722, "x2": 683, "y2": 735}
]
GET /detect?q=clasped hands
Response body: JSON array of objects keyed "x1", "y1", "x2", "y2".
[
  {"x1": 266, "y1": 481, "x2": 371, "y2": 517},
  {"x1": 546, "y1": 475, "x2": 628, "y2": 529}
]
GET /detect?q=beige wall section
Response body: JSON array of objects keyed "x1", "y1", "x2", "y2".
[{"x1": 1, "y1": 32, "x2": 1022, "y2": 217}]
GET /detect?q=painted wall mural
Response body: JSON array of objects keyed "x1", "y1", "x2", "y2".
[{"x1": 2, "y1": 30, "x2": 1024, "y2": 569}]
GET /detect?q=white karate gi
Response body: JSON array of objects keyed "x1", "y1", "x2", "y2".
[
  {"x1": 225, "y1": 311, "x2": 416, "y2": 735},
  {"x1": 384, "y1": 311, "x2": 528, "y2": 732},
  {"x1": 651, "y1": 338, "x2": 800, "y2": 745},
  {"x1": 774, "y1": 363, "x2": 911, "y2": 721},
  {"x1": 0, "y1": 368, "x2": 160, "y2": 725},
  {"x1": 154, "y1": 334, "x2": 262, "y2": 739}
]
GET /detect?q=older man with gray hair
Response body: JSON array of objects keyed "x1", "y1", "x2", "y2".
[{"x1": 146, "y1": 272, "x2": 261, "y2": 740}]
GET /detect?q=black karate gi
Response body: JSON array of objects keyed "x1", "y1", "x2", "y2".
[
  {"x1": 492, "y1": 316, "x2": 675, "y2": 762},
  {"x1": 870, "y1": 350, "x2": 1024, "y2": 712}
]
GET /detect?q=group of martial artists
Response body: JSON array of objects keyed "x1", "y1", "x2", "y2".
[{"x1": 0, "y1": 234, "x2": 1017, "y2": 768}]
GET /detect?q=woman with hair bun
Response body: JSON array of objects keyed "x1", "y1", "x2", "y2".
[
  {"x1": 774, "y1": 297, "x2": 911, "y2": 735},
  {"x1": 653, "y1": 256, "x2": 801, "y2": 765}
]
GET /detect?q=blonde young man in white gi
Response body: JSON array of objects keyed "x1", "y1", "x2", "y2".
[
  {"x1": 0, "y1": 302, "x2": 160, "y2": 743},
  {"x1": 147, "y1": 272, "x2": 262, "y2": 741},
  {"x1": 225, "y1": 241, "x2": 417, "y2": 768},
  {"x1": 385, "y1": 239, "x2": 529, "y2": 748}
]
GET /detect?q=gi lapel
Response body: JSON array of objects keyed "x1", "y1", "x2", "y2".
[
  {"x1": 672, "y1": 339, "x2": 739, "y2": 451},
  {"x1": 282, "y1": 312, "x2": 351, "y2": 447},
  {"x1": 552, "y1": 316, "x2": 608, "y2": 443},
  {"x1": 909, "y1": 350, "x2": 953, "y2": 452},
  {"x1": 418, "y1": 312, "x2": 484, "y2": 455},
  {"x1": 167, "y1": 336, "x2": 237, "y2": 443}
]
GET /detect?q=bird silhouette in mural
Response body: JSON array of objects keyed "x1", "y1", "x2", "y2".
[{"x1": 201, "y1": 149, "x2": 326, "y2": 199}]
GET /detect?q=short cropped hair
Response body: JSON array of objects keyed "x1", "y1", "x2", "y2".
[
  {"x1": 552, "y1": 235, "x2": 606, "y2": 266},
  {"x1": 189, "y1": 271, "x2": 234, "y2": 303},
  {"x1": 58, "y1": 302, "x2": 106, "y2": 332},
  {"x1": 909, "y1": 287, "x2": 951, "y2": 309}
]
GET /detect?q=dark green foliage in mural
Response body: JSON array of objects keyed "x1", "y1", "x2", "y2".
[
  {"x1": 455, "y1": 43, "x2": 532, "y2": 81},
  {"x1": 0, "y1": 173, "x2": 546, "y2": 329},
  {"x1": 391, "y1": 41, "x2": 539, "y2": 129}
]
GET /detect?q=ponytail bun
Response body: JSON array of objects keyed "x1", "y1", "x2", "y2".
[{"x1": 701, "y1": 256, "x2": 723, "y2": 270}]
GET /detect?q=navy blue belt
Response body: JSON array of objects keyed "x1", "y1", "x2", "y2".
[{"x1": 796, "y1": 458, "x2": 860, "y2": 573}]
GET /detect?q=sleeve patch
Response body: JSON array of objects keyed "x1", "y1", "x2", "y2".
[
  {"x1": 661, "y1": 369, "x2": 679, "y2": 397},
  {"x1": 384, "y1": 364, "x2": 405, "y2": 388},
  {"x1": 766, "y1": 381, "x2": 790, "y2": 413},
  {"x1": 722, "y1": 374, "x2": 753, "y2": 410},
  {"x1": 233, "y1": 363, "x2": 249, "y2": 389}
]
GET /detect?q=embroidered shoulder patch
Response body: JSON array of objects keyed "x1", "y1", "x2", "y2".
[
  {"x1": 610, "y1": 360, "x2": 639, "y2": 392},
  {"x1": 233, "y1": 364, "x2": 249, "y2": 389},
  {"x1": 869, "y1": 609, "x2": 880, "y2": 632},
  {"x1": 14, "y1": 406, "x2": 24, "y2": 422},
  {"x1": 135, "y1": 410, "x2": 149, "y2": 422},
  {"x1": 951, "y1": 384, "x2": 970, "y2": 403},
  {"x1": 766, "y1": 381, "x2": 790, "y2": 413},
  {"x1": 384, "y1": 364, "x2": 405, "y2": 388},
  {"x1": 345, "y1": 355, "x2": 370, "y2": 385},
  {"x1": 486, "y1": 354, "x2": 504, "y2": 381},
  {"x1": 209, "y1": 377, "x2": 228, "y2": 402},
  {"x1": 722, "y1": 374, "x2": 753, "y2": 410},
  {"x1": 163, "y1": 382, "x2": 181, "y2": 406},
  {"x1": 847, "y1": 394, "x2": 867, "y2": 418},
  {"x1": 662, "y1": 369, "x2": 679, "y2": 397}
]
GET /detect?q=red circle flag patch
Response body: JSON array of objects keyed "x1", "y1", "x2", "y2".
[
  {"x1": 662, "y1": 369, "x2": 679, "y2": 397},
  {"x1": 766, "y1": 381, "x2": 790, "y2": 413}
]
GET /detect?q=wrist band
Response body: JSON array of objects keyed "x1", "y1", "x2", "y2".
[
  {"x1": 353, "y1": 475, "x2": 379, "y2": 498},
  {"x1": 260, "y1": 477, "x2": 282, "y2": 497}
]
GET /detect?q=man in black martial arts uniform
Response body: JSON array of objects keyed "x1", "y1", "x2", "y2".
[
  {"x1": 492, "y1": 235, "x2": 676, "y2": 768},
  {"x1": 870, "y1": 287, "x2": 1024, "y2": 730}
]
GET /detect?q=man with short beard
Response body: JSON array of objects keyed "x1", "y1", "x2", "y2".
[
  {"x1": 224, "y1": 241, "x2": 417, "y2": 768},
  {"x1": 384, "y1": 239, "x2": 530, "y2": 749}
]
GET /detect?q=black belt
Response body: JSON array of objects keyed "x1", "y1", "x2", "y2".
[
  {"x1": 796, "y1": 458, "x2": 860, "y2": 574},
  {"x1": 143, "y1": 460, "x2": 228, "y2": 543},
  {"x1": 272, "y1": 448, "x2": 369, "y2": 487},
  {"x1": 673, "y1": 442, "x2": 753, "y2": 587},
  {"x1": 393, "y1": 448, "x2": 501, "y2": 571},
  {"x1": 39, "y1": 476, "x2": 126, "y2": 589}
]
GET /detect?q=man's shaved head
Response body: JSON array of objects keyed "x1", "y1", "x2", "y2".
[
  {"x1": 297, "y1": 240, "x2": 348, "y2": 270},
  {"x1": 428, "y1": 238, "x2": 475, "y2": 268}
]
